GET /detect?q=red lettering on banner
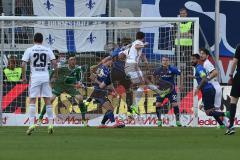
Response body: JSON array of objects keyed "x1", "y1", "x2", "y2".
[
  {"x1": 162, "y1": 117, "x2": 169, "y2": 125},
  {"x1": 235, "y1": 118, "x2": 240, "y2": 125},
  {"x1": 144, "y1": 117, "x2": 158, "y2": 125},
  {"x1": 198, "y1": 118, "x2": 217, "y2": 126}
]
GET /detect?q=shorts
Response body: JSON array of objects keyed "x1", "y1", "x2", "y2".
[
  {"x1": 156, "y1": 90, "x2": 177, "y2": 103},
  {"x1": 90, "y1": 87, "x2": 109, "y2": 106},
  {"x1": 211, "y1": 81, "x2": 222, "y2": 109},
  {"x1": 125, "y1": 63, "x2": 144, "y2": 84},
  {"x1": 111, "y1": 68, "x2": 132, "y2": 89},
  {"x1": 52, "y1": 85, "x2": 80, "y2": 97},
  {"x1": 202, "y1": 88, "x2": 216, "y2": 111},
  {"x1": 230, "y1": 74, "x2": 240, "y2": 98},
  {"x1": 28, "y1": 82, "x2": 52, "y2": 98}
]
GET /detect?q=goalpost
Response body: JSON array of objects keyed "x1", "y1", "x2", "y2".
[{"x1": 0, "y1": 16, "x2": 199, "y2": 127}]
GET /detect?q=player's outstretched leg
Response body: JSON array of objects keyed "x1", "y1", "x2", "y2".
[
  {"x1": 225, "y1": 102, "x2": 237, "y2": 135},
  {"x1": 26, "y1": 104, "x2": 37, "y2": 135},
  {"x1": 79, "y1": 101, "x2": 88, "y2": 127},
  {"x1": 37, "y1": 105, "x2": 46, "y2": 126},
  {"x1": 131, "y1": 87, "x2": 143, "y2": 115},
  {"x1": 98, "y1": 101, "x2": 125, "y2": 128},
  {"x1": 173, "y1": 106, "x2": 182, "y2": 127},
  {"x1": 45, "y1": 104, "x2": 54, "y2": 134},
  {"x1": 156, "y1": 107, "x2": 162, "y2": 127}
]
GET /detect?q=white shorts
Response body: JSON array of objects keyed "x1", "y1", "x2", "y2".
[
  {"x1": 28, "y1": 82, "x2": 52, "y2": 98},
  {"x1": 125, "y1": 63, "x2": 144, "y2": 84},
  {"x1": 211, "y1": 81, "x2": 222, "y2": 109}
]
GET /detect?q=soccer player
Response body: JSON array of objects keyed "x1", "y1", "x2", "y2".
[
  {"x1": 225, "y1": 44, "x2": 240, "y2": 135},
  {"x1": 191, "y1": 54, "x2": 226, "y2": 127},
  {"x1": 22, "y1": 33, "x2": 57, "y2": 135},
  {"x1": 88, "y1": 57, "x2": 125, "y2": 128},
  {"x1": 199, "y1": 48, "x2": 222, "y2": 110},
  {"x1": 38, "y1": 54, "x2": 88, "y2": 126},
  {"x1": 153, "y1": 56, "x2": 183, "y2": 127},
  {"x1": 124, "y1": 31, "x2": 171, "y2": 114},
  {"x1": 110, "y1": 37, "x2": 134, "y2": 115}
]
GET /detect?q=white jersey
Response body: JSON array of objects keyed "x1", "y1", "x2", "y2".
[
  {"x1": 203, "y1": 59, "x2": 218, "y2": 84},
  {"x1": 203, "y1": 59, "x2": 222, "y2": 108},
  {"x1": 22, "y1": 44, "x2": 55, "y2": 86},
  {"x1": 126, "y1": 40, "x2": 144, "y2": 64}
]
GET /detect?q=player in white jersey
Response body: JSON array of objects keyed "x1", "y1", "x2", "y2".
[
  {"x1": 124, "y1": 32, "x2": 171, "y2": 114},
  {"x1": 199, "y1": 48, "x2": 222, "y2": 110},
  {"x1": 21, "y1": 33, "x2": 57, "y2": 135},
  {"x1": 125, "y1": 32, "x2": 147, "y2": 84}
]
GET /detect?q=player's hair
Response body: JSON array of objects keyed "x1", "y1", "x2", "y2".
[
  {"x1": 161, "y1": 55, "x2": 169, "y2": 60},
  {"x1": 179, "y1": 7, "x2": 187, "y2": 13},
  {"x1": 199, "y1": 48, "x2": 210, "y2": 56},
  {"x1": 34, "y1": 33, "x2": 43, "y2": 43},
  {"x1": 136, "y1": 31, "x2": 145, "y2": 40},
  {"x1": 191, "y1": 53, "x2": 200, "y2": 59}
]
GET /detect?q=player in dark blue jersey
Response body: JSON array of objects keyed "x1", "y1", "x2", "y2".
[
  {"x1": 88, "y1": 57, "x2": 125, "y2": 128},
  {"x1": 191, "y1": 54, "x2": 227, "y2": 127},
  {"x1": 153, "y1": 56, "x2": 183, "y2": 127},
  {"x1": 110, "y1": 38, "x2": 133, "y2": 115}
]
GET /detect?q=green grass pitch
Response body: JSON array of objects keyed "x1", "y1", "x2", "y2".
[{"x1": 0, "y1": 127, "x2": 239, "y2": 160}]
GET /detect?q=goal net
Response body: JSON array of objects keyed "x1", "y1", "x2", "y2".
[{"x1": 0, "y1": 16, "x2": 199, "y2": 127}]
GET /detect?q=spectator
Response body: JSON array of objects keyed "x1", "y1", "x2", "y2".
[
  {"x1": 3, "y1": 55, "x2": 22, "y2": 82},
  {"x1": 174, "y1": 7, "x2": 193, "y2": 96}
]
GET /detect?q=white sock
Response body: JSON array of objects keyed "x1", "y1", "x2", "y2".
[
  {"x1": 147, "y1": 84, "x2": 159, "y2": 93},
  {"x1": 135, "y1": 87, "x2": 144, "y2": 106},
  {"x1": 29, "y1": 104, "x2": 36, "y2": 125},
  {"x1": 46, "y1": 105, "x2": 54, "y2": 125}
]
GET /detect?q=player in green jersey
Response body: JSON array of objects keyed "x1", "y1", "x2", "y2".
[{"x1": 38, "y1": 54, "x2": 88, "y2": 127}]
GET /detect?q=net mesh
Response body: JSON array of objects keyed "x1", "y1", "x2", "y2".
[{"x1": 1, "y1": 18, "x2": 197, "y2": 126}]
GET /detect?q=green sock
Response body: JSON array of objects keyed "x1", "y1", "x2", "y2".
[
  {"x1": 79, "y1": 102, "x2": 86, "y2": 121},
  {"x1": 39, "y1": 105, "x2": 46, "y2": 120}
]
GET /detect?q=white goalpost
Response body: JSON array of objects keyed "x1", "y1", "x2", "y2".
[{"x1": 0, "y1": 16, "x2": 199, "y2": 127}]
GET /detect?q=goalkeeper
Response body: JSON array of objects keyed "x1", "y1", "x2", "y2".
[{"x1": 38, "y1": 54, "x2": 88, "y2": 126}]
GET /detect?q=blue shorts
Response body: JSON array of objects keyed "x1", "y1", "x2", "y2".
[
  {"x1": 202, "y1": 88, "x2": 216, "y2": 110},
  {"x1": 90, "y1": 87, "x2": 109, "y2": 106},
  {"x1": 156, "y1": 90, "x2": 177, "y2": 103}
]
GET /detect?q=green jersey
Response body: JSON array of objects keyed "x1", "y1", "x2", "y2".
[{"x1": 51, "y1": 65, "x2": 85, "y2": 96}]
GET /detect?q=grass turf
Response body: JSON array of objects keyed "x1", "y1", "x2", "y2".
[{"x1": 0, "y1": 127, "x2": 239, "y2": 160}]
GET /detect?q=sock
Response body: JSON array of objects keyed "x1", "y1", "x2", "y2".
[
  {"x1": 208, "y1": 111, "x2": 224, "y2": 126},
  {"x1": 212, "y1": 111, "x2": 225, "y2": 117},
  {"x1": 156, "y1": 107, "x2": 161, "y2": 121},
  {"x1": 126, "y1": 90, "x2": 133, "y2": 113},
  {"x1": 46, "y1": 105, "x2": 53, "y2": 125},
  {"x1": 29, "y1": 104, "x2": 36, "y2": 125},
  {"x1": 212, "y1": 115, "x2": 224, "y2": 126},
  {"x1": 173, "y1": 106, "x2": 180, "y2": 121},
  {"x1": 39, "y1": 105, "x2": 46, "y2": 120},
  {"x1": 79, "y1": 102, "x2": 86, "y2": 121},
  {"x1": 101, "y1": 110, "x2": 115, "y2": 125},
  {"x1": 229, "y1": 103, "x2": 237, "y2": 128},
  {"x1": 147, "y1": 84, "x2": 160, "y2": 95},
  {"x1": 135, "y1": 87, "x2": 143, "y2": 106}
]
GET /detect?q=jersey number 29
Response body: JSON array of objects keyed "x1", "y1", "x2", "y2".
[{"x1": 33, "y1": 53, "x2": 47, "y2": 67}]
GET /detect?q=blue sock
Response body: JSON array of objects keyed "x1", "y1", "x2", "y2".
[
  {"x1": 101, "y1": 110, "x2": 115, "y2": 124},
  {"x1": 173, "y1": 106, "x2": 180, "y2": 121}
]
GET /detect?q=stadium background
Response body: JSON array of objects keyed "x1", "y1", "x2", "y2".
[{"x1": 1, "y1": 0, "x2": 240, "y2": 127}]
